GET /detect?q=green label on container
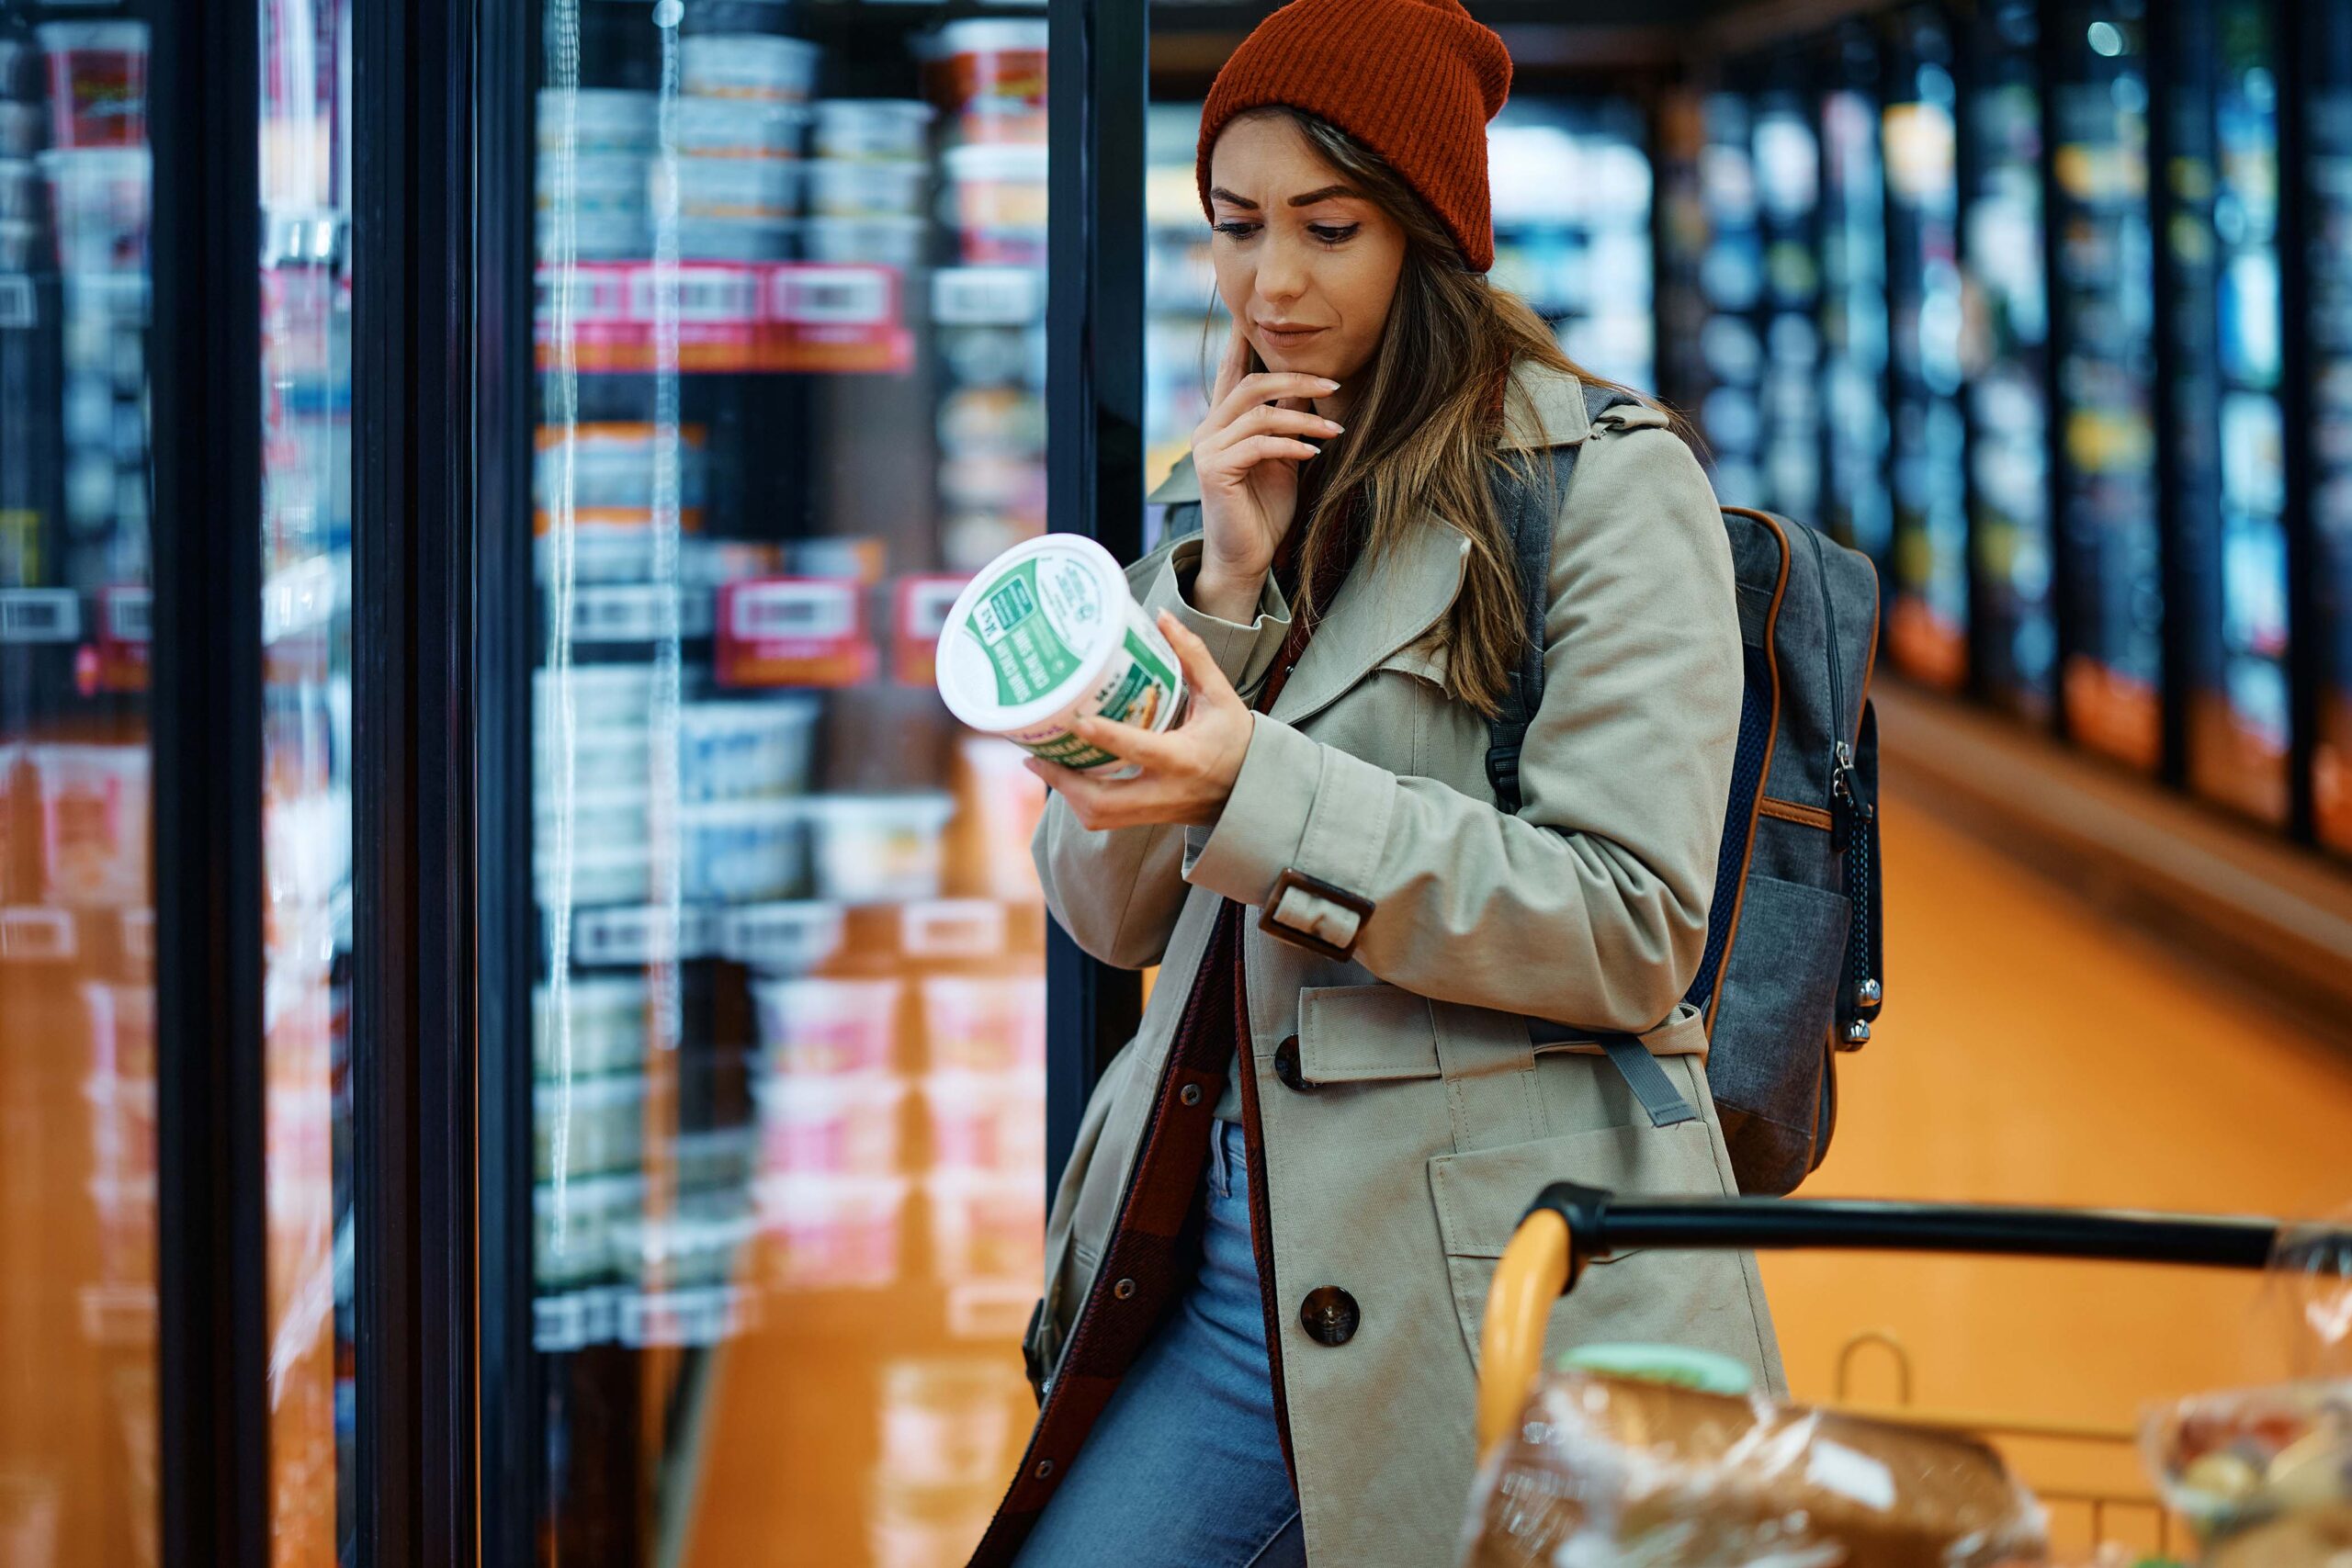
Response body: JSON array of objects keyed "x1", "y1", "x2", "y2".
[{"x1": 962, "y1": 557, "x2": 1095, "y2": 707}]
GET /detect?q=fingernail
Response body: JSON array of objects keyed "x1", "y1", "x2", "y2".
[
  {"x1": 1326, "y1": 422, "x2": 1344, "y2": 434},
  {"x1": 1317, "y1": 378, "x2": 1340, "y2": 390}
]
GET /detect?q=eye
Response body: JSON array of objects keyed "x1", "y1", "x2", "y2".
[
  {"x1": 1308, "y1": 223, "x2": 1359, "y2": 246},
  {"x1": 1212, "y1": 220, "x2": 1261, "y2": 240}
]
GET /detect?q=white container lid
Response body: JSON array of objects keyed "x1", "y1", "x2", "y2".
[
  {"x1": 933, "y1": 20, "x2": 1050, "y2": 55},
  {"x1": 943, "y1": 142, "x2": 1049, "y2": 183},
  {"x1": 934, "y1": 533, "x2": 1134, "y2": 733}
]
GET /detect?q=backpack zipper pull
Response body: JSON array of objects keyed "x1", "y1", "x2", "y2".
[{"x1": 1831, "y1": 739, "x2": 1879, "y2": 1047}]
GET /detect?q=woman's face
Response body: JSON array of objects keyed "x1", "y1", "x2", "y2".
[{"x1": 1207, "y1": 114, "x2": 1407, "y2": 408}]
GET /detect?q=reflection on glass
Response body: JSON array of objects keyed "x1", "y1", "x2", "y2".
[
  {"x1": 1752, "y1": 83, "x2": 1820, "y2": 524},
  {"x1": 2315, "y1": 11, "x2": 2352, "y2": 854},
  {"x1": 2169, "y1": 0, "x2": 2288, "y2": 824},
  {"x1": 0, "y1": 15, "x2": 158, "y2": 1568},
  {"x1": 2050, "y1": 2, "x2": 2161, "y2": 771},
  {"x1": 1819, "y1": 28, "x2": 1892, "y2": 561},
  {"x1": 1693, "y1": 92, "x2": 1764, "y2": 507},
  {"x1": 532, "y1": 5, "x2": 1046, "y2": 1562},
  {"x1": 1962, "y1": 2, "x2": 2054, "y2": 719},
  {"x1": 1883, "y1": 9, "x2": 1968, "y2": 691},
  {"x1": 258, "y1": 0, "x2": 354, "y2": 1559}
]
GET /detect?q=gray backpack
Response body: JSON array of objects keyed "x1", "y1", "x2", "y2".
[{"x1": 1494, "y1": 387, "x2": 1884, "y2": 1196}]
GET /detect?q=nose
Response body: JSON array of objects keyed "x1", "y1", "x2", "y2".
[{"x1": 1253, "y1": 231, "x2": 1309, "y2": 310}]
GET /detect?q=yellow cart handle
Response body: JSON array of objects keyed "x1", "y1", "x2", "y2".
[{"x1": 1476, "y1": 1208, "x2": 1571, "y2": 1459}]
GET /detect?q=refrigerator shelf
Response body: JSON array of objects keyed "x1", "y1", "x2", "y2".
[{"x1": 535, "y1": 259, "x2": 914, "y2": 377}]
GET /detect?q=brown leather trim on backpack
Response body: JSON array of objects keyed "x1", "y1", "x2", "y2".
[
  {"x1": 1704, "y1": 507, "x2": 1794, "y2": 1039},
  {"x1": 1758, "y1": 797, "x2": 1833, "y2": 830}
]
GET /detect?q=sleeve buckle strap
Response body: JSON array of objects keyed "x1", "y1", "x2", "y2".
[{"x1": 1256, "y1": 866, "x2": 1375, "y2": 962}]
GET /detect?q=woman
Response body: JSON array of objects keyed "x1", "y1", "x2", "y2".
[{"x1": 975, "y1": 2, "x2": 1780, "y2": 1563}]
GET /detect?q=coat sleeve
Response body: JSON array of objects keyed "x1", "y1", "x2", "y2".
[
  {"x1": 1031, "y1": 536, "x2": 1294, "y2": 969},
  {"x1": 1179, "y1": 412, "x2": 1742, "y2": 1030}
]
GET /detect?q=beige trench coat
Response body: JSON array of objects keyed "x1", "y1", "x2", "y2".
[{"x1": 994, "y1": 361, "x2": 1783, "y2": 1567}]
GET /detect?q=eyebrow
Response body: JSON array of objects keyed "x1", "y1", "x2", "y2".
[{"x1": 1207, "y1": 184, "x2": 1363, "y2": 209}]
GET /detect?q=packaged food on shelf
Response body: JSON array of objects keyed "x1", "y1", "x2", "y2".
[
  {"x1": 813, "y1": 99, "x2": 933, "y2": 163},
  {"x1": 715, "y1": 576, "x2": 876, "y2": 688},
  {"x1": 780, "y1": 536, "x2": 888, "y2": 585},
  {"x1": 759, "y1": 1173, "x2": 907, "y2": 1290},
  {"x1": 899, "y1": 899, "x2": 1010, "y2": 962},
  {"x1": 533, "y1": 723, "x2": 650, "y2": 793},
  {"x1": 894, "y1": 575, "x2": 970, "y2": 688},
  {"x1": 944, "y1": 141, "x2": 1047, "y2": 230},
  {"x1": 919, "y1": 1070, "x2": 1045, "y2": 1175},
  {"x1": 754, "y1": 1072, "x2": 907, "y2": 1177},
  {"x1": 535, "y1": 421, "x2": 709, "y2": 515},
  {"x1": 929, "y1": 20, "x2": 1048, "y2": 124},
  {"x1": 673, "y1": 214, "x2": 794, "y2": 264},
  {"x1": 658, "y1": 154, "x2": 802, "y2": 222},
  {"x1": 680, "y1": 34, "x2": 820, "y2": 106},
  {"x1": 33, "y1": 743, "x2": 151, "y2": 908},
  {"x1": 921, "y1": 974, "x2": 1046, "y2": 1074},
  {"x1": 0, "y1": 102, "x2": 38, "y2": 159},
  {"x1": 533, "y1": 1074, "x2": 650, "y2": 1181},
  {"x1": 752, "y1": 974, "x2": 904, "y2": 1076},
  {"x1": 936, "y1": 534, "x2": 1185, "y2": 778},
  {"x1": 39, "y1": 148, "x2": 151, "y2": 276},
  {"x1": 38, "y1": 22, "x2": 147, "y2": 152},
  {"x1": 536, "y1": 209, "x2": 648, "y2": 263},
  {"x1": 531, "y1": 976, "x2": 649, "y2": 1081},
  {"x1": 801, "y1": 213, "x2": 928, "y2": 268},
  {"x1": 956, "y1": 223, "x2": 1046, "y2": 270},
  {"x1": 0, "y1": 158, "x2": 31, "y2": 221},
  {"x1": 1462, "y1": 1372, "x2": 2048, "y2": 1568},
  {"x1": 666, "y1": 1126, "x2": 761, "y2": 1193},
  {"x1": 923, "y1": 1169, "x2": 1044, "y2": 1281},
  {"x1": 681, "y1": 798, "x2": 809, "y2": 903},
  {"x1": 718, "y1": 899, "x2": 847, "y2": 976},
  {"x1": 938, "y1": 385, "x2": 1046, "y2": 459},
  {"x1": 956, "y1": 735, "x2": 1046, "y2": 901},
  {"x1": 534, "y1": 1172, "x2": 645, "y2": 1290},
  {"x1": 536, "y1": 151, "x2": 649, "y2": 220},
  {"x1": 612, "y1": 1186, "x2": 759, "y2": 1290},
  {"x1": 680, "y1": 0, "x2": 793, "y2": 34},
  {"x1": 804, "y1": 158, "x2": 927, "y2": 219},
  {"x1": 534, "y1": 842, "x2": 653, "y2": 911},
  {"x1": 532, "y1": 786, "x2": 650, "y2": 860},
  {"x1": 939, "y1": 450, "x2": 1046, "y2": 514},
  {"x1": 941, "y1": 513, "x2": 1036, "y2": 577},
  {"x1": 878, "y1": 1358, "x2": 1026, "y2": 1491},
  {"x1": 679, "y1": 695, "x2": 820, "y2": 800},
  {"x1": 537, "y1": 88, "x2": 659, "y2": 156},
  {"x1": 806, "y1": 794, "x2": 957, "y2": 902},
  {"x1": 536, "y1": 661, "x2": 662, "y2": 731},
  {"x1": 673, "y1": 97, "x2": 806, "y2": 161}
]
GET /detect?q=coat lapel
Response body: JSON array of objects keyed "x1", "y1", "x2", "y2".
[{"x1": 1269, "y1": 517, "x2": 1471, "y2": 728}]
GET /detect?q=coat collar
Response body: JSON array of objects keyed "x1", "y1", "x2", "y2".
[{"x1": 1144, "y1": 359, "x2": 1595, "y2": 505}]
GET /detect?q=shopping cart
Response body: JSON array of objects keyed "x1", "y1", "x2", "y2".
[{"x1": 1475, "y1": 1182, "x2": 2321, "y2": 1559}]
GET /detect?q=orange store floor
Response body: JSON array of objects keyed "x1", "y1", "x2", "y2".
[{"x1": 684, "y1": 762, "x2": 2352, "y2": 1565}]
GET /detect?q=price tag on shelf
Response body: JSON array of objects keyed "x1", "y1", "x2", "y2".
[
  {"x1": 0, "y1": 589, "x2": 80, "y2": 644},
  {"x1": 629, "y1": 263, "x2": 761, "y2": 373},
  {"x1": 570, "y1": 583, "x2": 716, "y2": 645},
  {"x1": 933, "y1": 265, "x2": 1042, "y2": 326},
  {"x1": 0, "y1": 908, "x2": 77, "y2": 963},
  {"x1": 763, "y1": 263, "x2": 910, "y2": 375},
  {"x1": 899, "y1": 898, "x2": 1007, "y2": 960},
  {"x1": 892, "y1": 573, "x2": 968, "y2": 687},
  {"x1": 92, "y1": 586, "x2": 152, "y2": 694},
  {"x1": 715, "y1": 577, "x2": 874, "y2": 688},
  {"x1": 571, "y1": 903, "x2": 718, "y2": 968},
  {"x1": 536, "y1": 263, "x2": 639, "y2": 371}
]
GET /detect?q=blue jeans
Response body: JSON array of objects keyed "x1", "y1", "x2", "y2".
[{"x1": 1012, "y1": 1121, "x2": 1305, "y2": 1568}]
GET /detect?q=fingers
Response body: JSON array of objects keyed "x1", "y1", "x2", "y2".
[
  {"x1": 1070, "y1": 711, "x2": 1181, "y2": 770},
  {"x1": 1204, "y1": 434, "x2": 1321, "y2": 476},
  {"x1": 1200, "y1": 370, "x2": 1340, "y2": 438},
  {"x1": 1211, "y1": 320, "x2": 1252, "y2": 408},
  {"x1": 1198, "y1": 403, "x2": 1341, "y2": 452}
]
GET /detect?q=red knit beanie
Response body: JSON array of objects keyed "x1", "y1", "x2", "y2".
[{"x1": 1196, "y1": 0, "x2": 1512, "y2": 272}]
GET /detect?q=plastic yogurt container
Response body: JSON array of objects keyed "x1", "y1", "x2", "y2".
[{"x1": 934, "y1": 533, "x2": 1185, "y2": 779}]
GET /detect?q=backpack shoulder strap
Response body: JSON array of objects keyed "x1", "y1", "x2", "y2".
[{"x1": 1486, "y1": 380, "x2": 1642, "y2": 815}]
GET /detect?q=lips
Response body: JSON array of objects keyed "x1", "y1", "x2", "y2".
[{"x1": 1255, "y1": 321, "x2": 1327, "y2": 347}]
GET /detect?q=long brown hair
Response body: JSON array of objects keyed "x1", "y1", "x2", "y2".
[{"x1": 1216, "y1": 107, "x2": 1670, "y2": 717}]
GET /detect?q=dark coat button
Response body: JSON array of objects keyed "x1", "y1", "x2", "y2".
[
  {"x1": 1272, "y1": 1035, "x2": 1309, "y2": 1092},
  {"x1": 1300, "y1": 1287, "x2": 1360, "y2": 1346}
]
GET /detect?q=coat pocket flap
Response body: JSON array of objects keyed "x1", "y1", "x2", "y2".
[
  {"x1": 1374, "y1": 637, "x2": 1449, "y2": 688},
  {"x1": 1429, "y1": 1116, "x2": 1724, "y2": 1259},
  {"x1": 1298, "y1": 983, "x2": 1441, "y2": 1084}
]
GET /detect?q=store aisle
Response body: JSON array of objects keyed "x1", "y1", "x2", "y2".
[{"x1": 1758, "y1": 759, "x2": 2352, "y2": 1540}]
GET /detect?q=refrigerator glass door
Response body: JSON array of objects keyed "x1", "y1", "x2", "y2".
[
  {"x1": 1962, "y1": 2, "x2": 2055, "y2": 720},
  {"x1": 0, "y1": 17, "x2": 160, "y2": 1567},
  {"x1": 2315, "y1": 7, "x2": 2352, "y2": 855},
  {"x1": 1882, "y1": 8, "x2": 1969, "y2": 690},
  {"x1": 2169, "y1": 0, "x2": 2289, "y2": 824},
  {"x1": 1818, "y1": 28, "x2": 1893, "y2": 563},
  {"x1": 258, "y1": 0, "x2": 354, "y2": 1559},
  {"x1": 529, "y1": 6, "x2": 1049, "y2": 1562},
  {"x1": 2050, "y1": 3, "x2": 2162, "y2": 771}
]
